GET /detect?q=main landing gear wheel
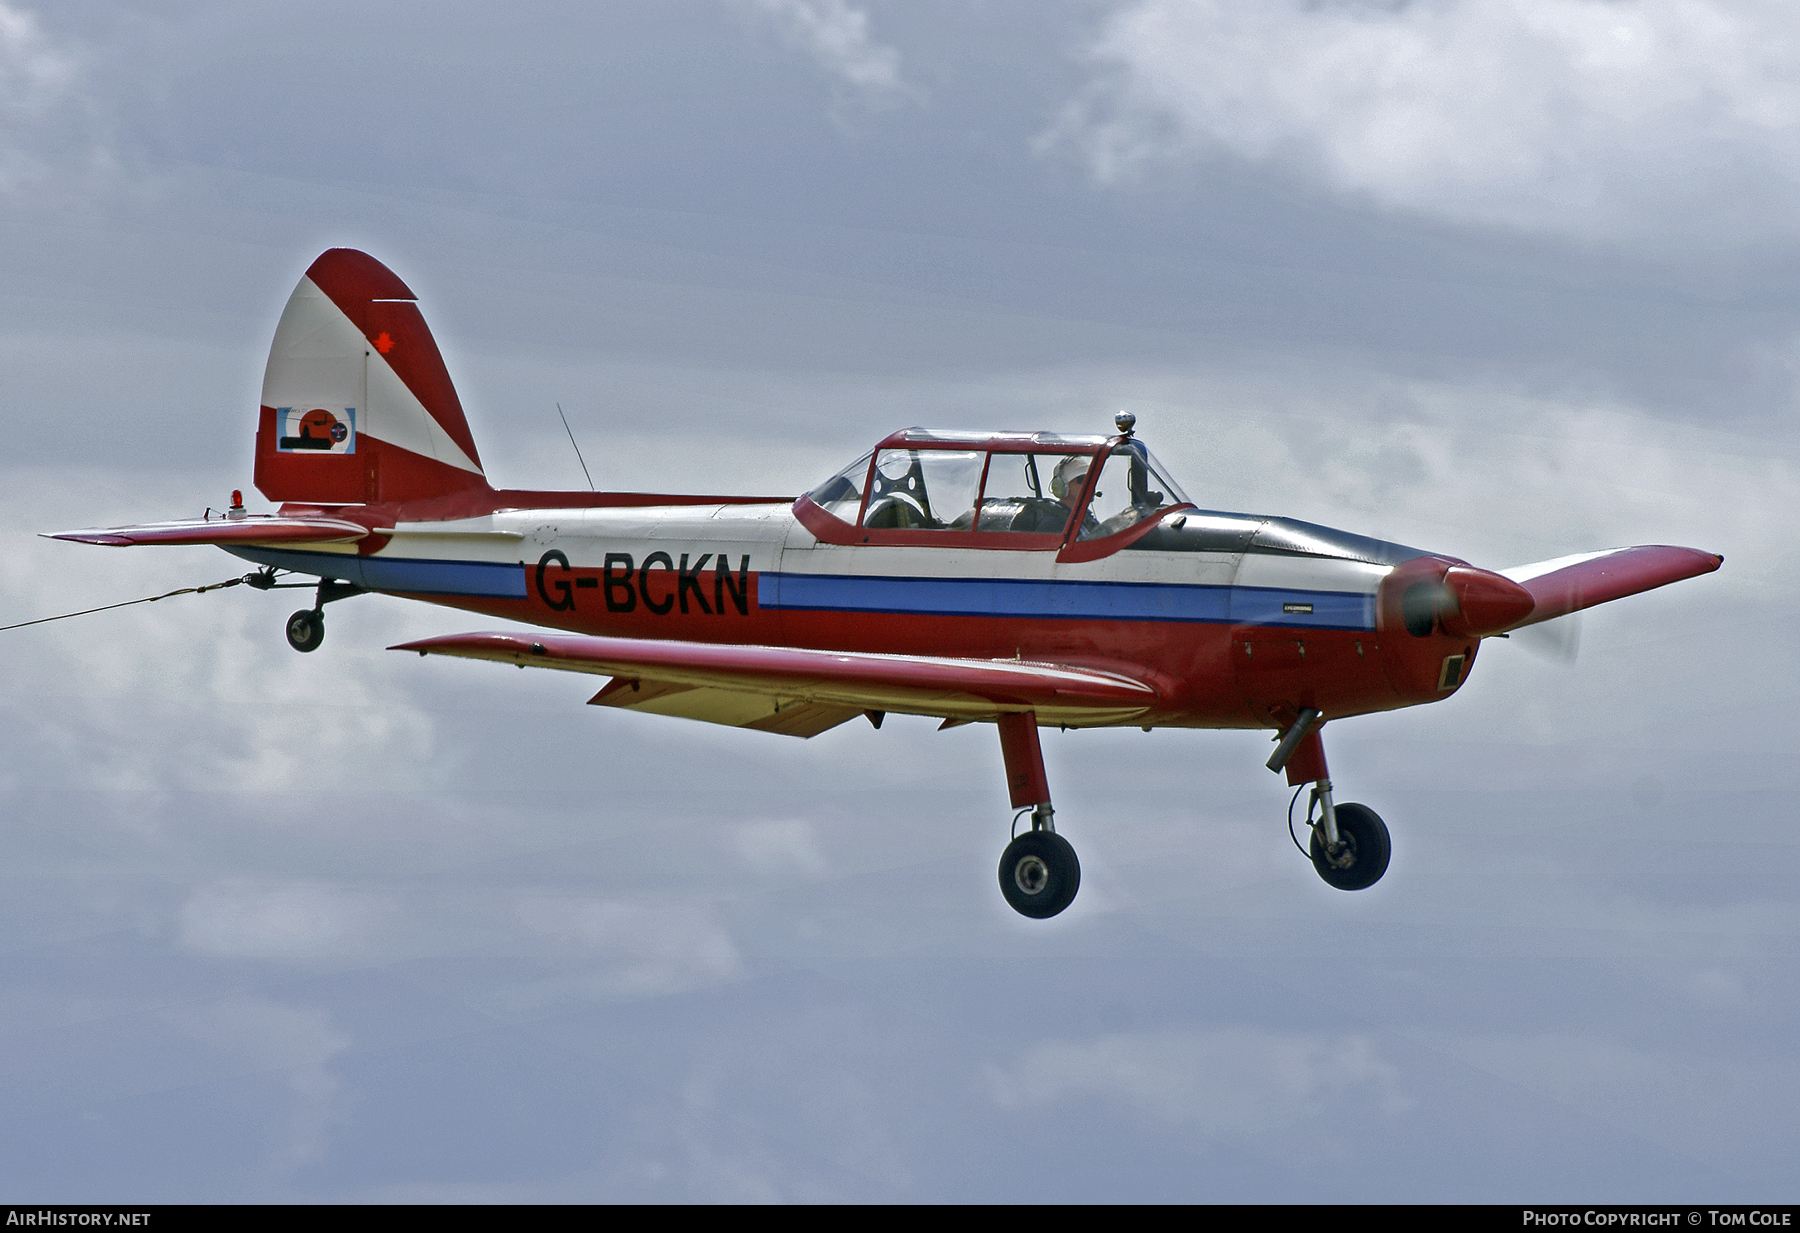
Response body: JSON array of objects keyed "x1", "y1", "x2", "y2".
[
  {"x1": 285, "y1": 608, "x2": 324, "y2": 653},
  {"x1": 999, "y1": 830, "x2": 1081, "y2": 919},
  {"x1": 1309, "y1": 802, "x2": 1390, "y2": 891}
]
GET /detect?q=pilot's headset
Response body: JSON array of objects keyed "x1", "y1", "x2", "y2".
[{"x1": 1051, "y1": 454, "x2": 1091, "y2": 502}]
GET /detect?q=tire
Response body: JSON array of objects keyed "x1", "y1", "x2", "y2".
[
  {"x1": 999, "y1": 830, "x2": 1081, "y2": 918},
  {"x1": 285, "y1": 608, "x2": 325, "y2": 653},
  {"x1": 1309, "y1": 802, "x2": 1390, "y2": 890}
]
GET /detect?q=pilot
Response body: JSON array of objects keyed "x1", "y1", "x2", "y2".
[
  {"x1": 1051, "y1": 454, "x2": 1090, "y2": 511},
  {"x1": 1049, "y1": 454, "x2": 1099, "y2": 536}
]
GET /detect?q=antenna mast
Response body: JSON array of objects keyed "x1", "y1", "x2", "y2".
[{"x1": 557, "y1": 403, "x2": 596, "y2": 491}]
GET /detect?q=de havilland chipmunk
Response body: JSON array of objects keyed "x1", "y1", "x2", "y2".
[{"x1": 50, "y1": 250, "x2": 1723, "y2": 918}]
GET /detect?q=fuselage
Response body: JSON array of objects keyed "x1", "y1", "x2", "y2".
[{"x1": 226, "y1": 496, "x2": 1480, "y2": 732}]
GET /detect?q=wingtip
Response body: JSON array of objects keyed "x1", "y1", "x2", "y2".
[{"x1": 42, "y1": 530, "x2": 133, "y2": 546}]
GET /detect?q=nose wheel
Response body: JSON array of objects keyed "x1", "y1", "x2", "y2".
[
  {"x1": 1307, "y1": 801, "x2": 1390, "y2": 890},
  {"x1": 1270, "y1": 710, "x2": 1392, "y2": 891}
]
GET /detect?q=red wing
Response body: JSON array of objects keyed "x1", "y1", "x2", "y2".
[
  {"x1": 393, "y1": 632, "x2": 1166, "y2": 736},
  {"x1": 45, "y1": 516, "x2": 372, "y2": 547},
  {"x1": 1499, "y1": 545, "x2": 1722, "y2": 628}
]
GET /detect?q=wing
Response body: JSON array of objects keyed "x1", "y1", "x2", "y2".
[
  {"x1": 1499, "y1": 545, "x2": 1722, "y2": 628},
  {"x1": 45, "y1": 516, "x2": 372, "y2": 547},
  {"x1": 394, "y1": 632, "x2": 1167, "y2": 738}
]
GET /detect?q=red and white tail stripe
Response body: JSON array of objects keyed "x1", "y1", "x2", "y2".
[{"x1": 254, "y1": 249, "x2": 489, "y2": 506}]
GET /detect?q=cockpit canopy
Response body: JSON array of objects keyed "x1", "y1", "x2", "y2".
[{"x1": 801, "y1": 427, "x2": 1192, "y2": 548}]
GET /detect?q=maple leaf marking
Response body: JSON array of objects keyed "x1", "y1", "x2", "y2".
[{"x1": 373, "y1": 331, "x2": 395, "y2": 354}]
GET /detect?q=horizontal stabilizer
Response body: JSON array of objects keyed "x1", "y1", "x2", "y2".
[
  {"x1": 46, "y1": 515, "x2": 372, "y2": 547},
  {"x1": 393, "y1": 632, "x2": 1166, "y2": 734},
  {"x1": 1499, "y1": 545, "x2": 1721, "y2": 629}
]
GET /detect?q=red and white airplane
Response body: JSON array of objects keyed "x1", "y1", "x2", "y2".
[{"x1": 52, "y1": 249, "x2": 1724, "y2": 917}]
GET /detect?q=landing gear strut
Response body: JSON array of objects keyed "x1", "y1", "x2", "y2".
[
  {"x1": 247, "y1": 571, "x2": 364, "y2": 653},
  {"x1": 995, "y1": 712, "x2": 1080, "y2": 918},
  {"x1": 1269, "y1": 709, "x2": 1390, "y2": 891}
]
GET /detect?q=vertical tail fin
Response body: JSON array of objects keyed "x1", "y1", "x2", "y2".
[{"x1": 254, "y1": 249, "x2": 489, "y2": 506}]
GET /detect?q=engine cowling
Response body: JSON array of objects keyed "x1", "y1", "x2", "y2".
[{"x1": 1375, "y1": 556, "x2": 1511, "y2": 704}]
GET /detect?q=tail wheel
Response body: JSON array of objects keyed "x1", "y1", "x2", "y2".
[
  {"x1": 1309, "y1": 802, "x2": 1390, "y2": 890},
  {"x1": 999, "y1": 830, "x2": 1080, "y2": 918},
  {"x1": 285, "y1": 608, "x2": 324, "y2": 653}
]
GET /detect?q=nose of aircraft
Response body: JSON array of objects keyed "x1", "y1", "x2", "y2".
[{"x1": 1437, "y1": 565, "x2": 1537, "y2": 637}]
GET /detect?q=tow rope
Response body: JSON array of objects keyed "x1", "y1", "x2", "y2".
[{"x1": 0, "y1": 575, "x2": 255, "y2": 633}]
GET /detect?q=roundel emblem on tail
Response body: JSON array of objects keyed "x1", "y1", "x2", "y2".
[{"x1": 276, "y1": 406, "x2": 357, "y2": 454}]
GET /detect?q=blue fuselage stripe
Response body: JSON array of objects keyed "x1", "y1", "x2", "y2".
[
  {"x1": 224, "y1": 547, "x2": 527, "y2": 598},
  {"x1": 764, "y1": 573, "x2": 1374, "y2": 630}
]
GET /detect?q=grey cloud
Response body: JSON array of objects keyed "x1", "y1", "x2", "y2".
[
  {"x1": 985, "y1": 1027, "x2": 1408, "y2": 1139},
  {"x1": 178, "y1": 882, "x2": 397, "y2": 961},
  {"x1": 0, "y1": 1, "x2": 106, "y2": 193},
  {"x1": 511, "y1": 894, "x2": 746, "y2": 1000},
  {"x1": 1421, "y1": 1030, "x2": 1800, "y2": 1180},
  {"x1": 160, "y1": 996, "x2": 352, "y2": 1179}
]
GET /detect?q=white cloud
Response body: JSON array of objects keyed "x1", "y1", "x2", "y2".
[
  {"x1": 514, "y1": 893, "x2": 745, "y2": 998},
  {"x1": 0, "y1": 466, "x2": 439, "y2": 797},
  {"x1": 0, "y1": 2, "x2": 73, "y2": 110},
  {"x1": 744, "y1": 0, "x2": 914, "y2": 100},
  {"x1": 735, "y1": 818, "x2": 828, "y2": 877},
  {"x1": 1050, "y1": 0, "x2": 1800, "y2": 242},
  {"x1": 179, "y1": 880, "x2": 395, "y2": 960},
  {"x1": 985, "y1": 1028, "x2": 1407, "y2": 1139}
]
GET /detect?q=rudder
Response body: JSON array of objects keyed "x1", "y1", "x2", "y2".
[{"x1": 255, "y1": 249, "x2": 489, "y2": 506}]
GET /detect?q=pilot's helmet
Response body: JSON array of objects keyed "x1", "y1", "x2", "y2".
[{"x1": 1051, "y1": 454, "x2": 1091, "y2": 502}]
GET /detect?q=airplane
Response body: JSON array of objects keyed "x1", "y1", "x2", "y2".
[{"x1": 49, "y1": 249, "x2": 1724, "y2": 919}]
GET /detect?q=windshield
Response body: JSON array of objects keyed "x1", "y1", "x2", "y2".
[
  {"x1": 806, "y1": 451, "x2": 873, "y2": 522},
  {"x1": 1076, "y1": 442, "x2": 1192, "y2": 541}
]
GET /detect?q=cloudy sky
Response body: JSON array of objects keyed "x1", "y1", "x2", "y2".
[{"x1": 1, "y1": 0, "x2": 1794, "y2": 1201}]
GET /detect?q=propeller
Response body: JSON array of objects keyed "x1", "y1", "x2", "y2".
[{"x1": 1504, "y1": 610, "x2": 1582, "y2": 664}]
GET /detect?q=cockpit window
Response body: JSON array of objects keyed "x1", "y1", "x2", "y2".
[
  {"x1": 972, "y1": 452, "x2": 1083, "y2": 535},
  {"x1": 805, "y1": 433, "x2": 1193, "y2": 544},
  {"x1": 1076, "y1": 442, "x2": 1192, "y2": 541},
  {"x1": 806, "y1": 451, "x2": 873, "y2": 522},
  {"x1": 863, "y1": 449, "x2": 984, "y2": 530}
]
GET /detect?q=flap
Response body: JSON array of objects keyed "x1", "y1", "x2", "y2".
[{"x1": 587, "y1": 677, "x2": 861, "y2": 739}]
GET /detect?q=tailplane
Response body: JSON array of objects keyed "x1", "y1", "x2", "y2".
[{"x1": 254, "y1": 249, "x2": 489, "y2": 506}]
